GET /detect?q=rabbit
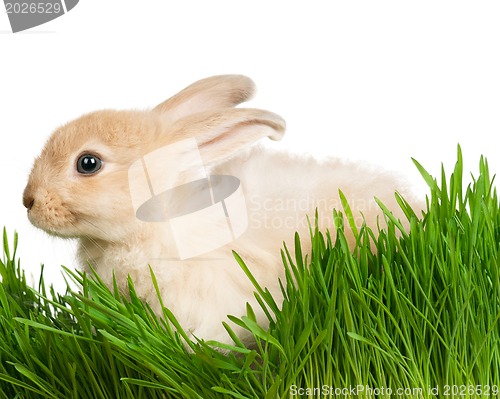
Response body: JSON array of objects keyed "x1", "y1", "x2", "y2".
[{"x1": 23, "y1": 75, "x2": 417, "y2": 346}]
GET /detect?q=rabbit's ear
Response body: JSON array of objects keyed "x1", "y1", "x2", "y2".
[
  {"x1": 153, "y1": 75, "x2": 255, "y2": 123},
  {"x1": 170, "y1": 108, "x2": 285, "y2": 165}
]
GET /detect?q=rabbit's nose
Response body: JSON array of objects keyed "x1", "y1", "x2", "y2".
[
  {"x1": 23, "y1": 195, "x2": 34, "y2": 210},
  {"x1": 23, "y1": 187, "x2": 35, "y2": 210}
]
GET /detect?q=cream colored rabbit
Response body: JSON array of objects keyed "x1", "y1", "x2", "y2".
[{"x1": 23, "y1": 75, "x2": 414, "y2": 345}]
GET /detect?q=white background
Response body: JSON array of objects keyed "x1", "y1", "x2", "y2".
[{"x1": 1, "y1": 1, "x2": 500, "y2": 291}]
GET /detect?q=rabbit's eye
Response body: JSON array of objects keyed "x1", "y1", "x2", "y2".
[{"x1": 76, "y1": 154, "x2": 103, "y2": 175}]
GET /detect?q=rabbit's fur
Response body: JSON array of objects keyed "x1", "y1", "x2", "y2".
[{"x1": 23, "y1": 75, "x2": 416, "y2": 345}]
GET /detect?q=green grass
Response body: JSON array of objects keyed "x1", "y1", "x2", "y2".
[{"x1": 2, "y1": 144, "x2": 500, "y2": 398}]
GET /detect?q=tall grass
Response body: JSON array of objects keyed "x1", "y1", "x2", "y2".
[{"x1": 1, "y1": 145, "x2": 499, "y2": 398}]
